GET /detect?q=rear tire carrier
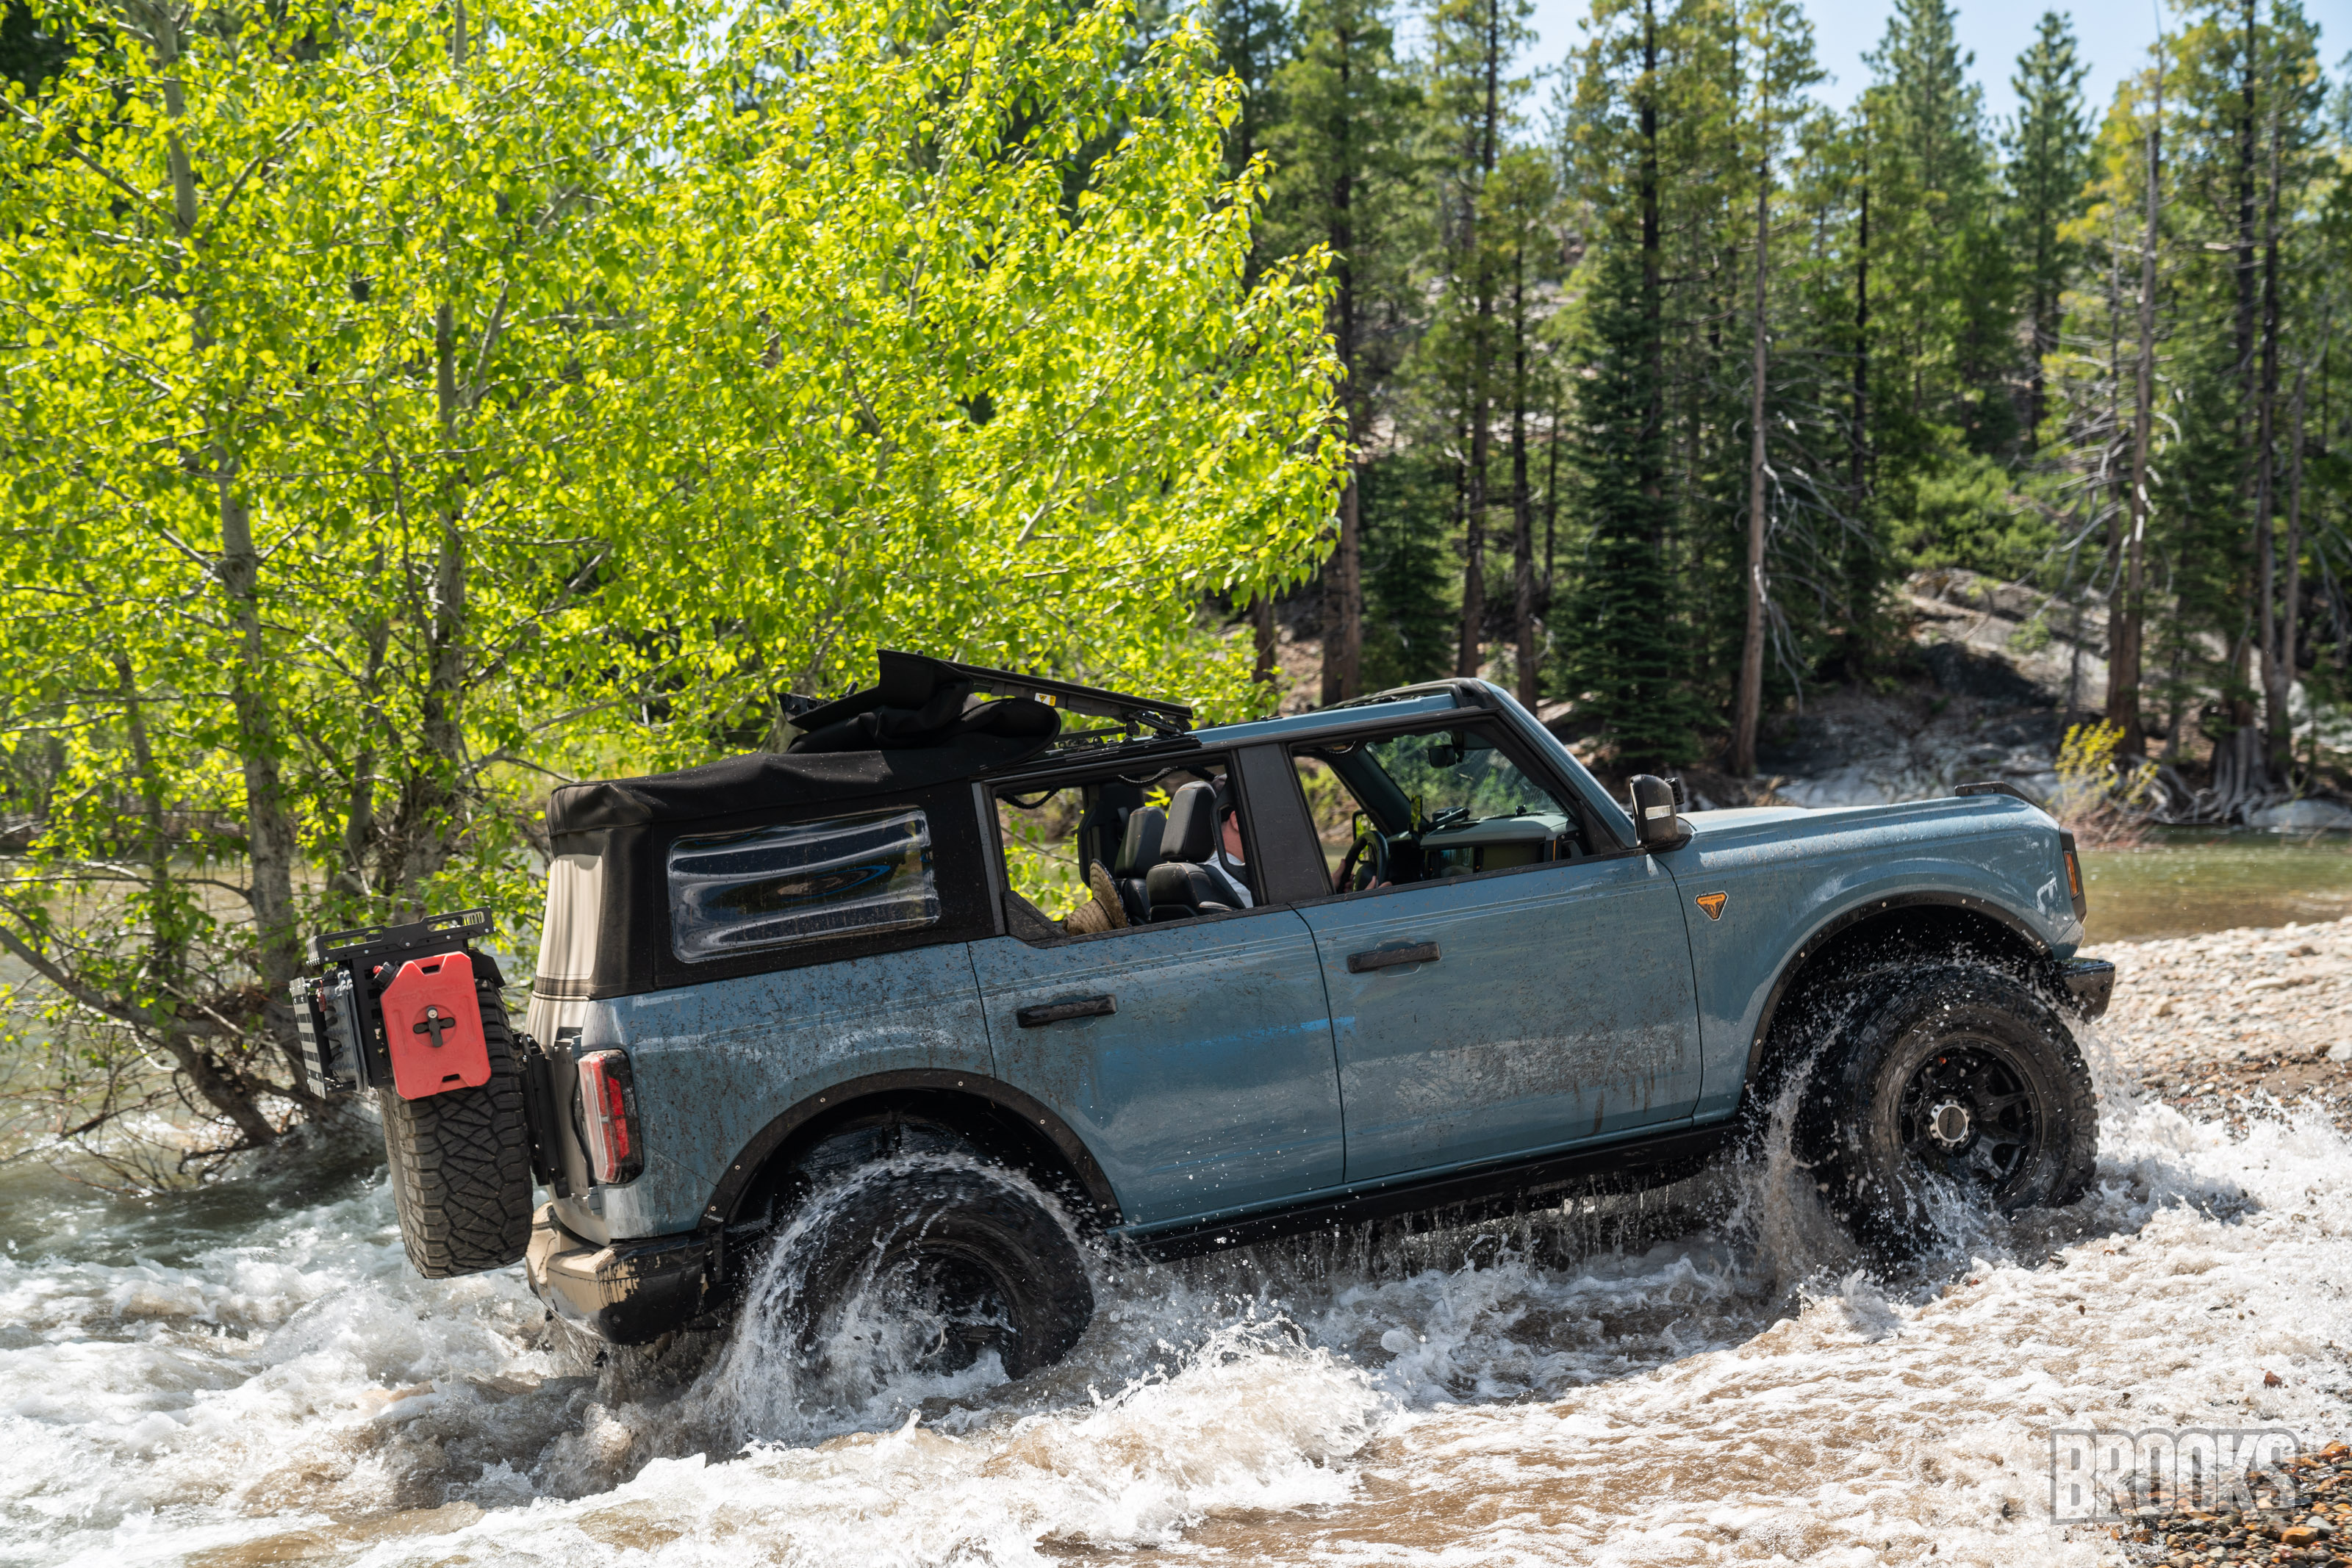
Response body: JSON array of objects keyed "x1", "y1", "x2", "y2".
[{"x1": 379, "y1": 975, "x2": 537, "y2": 1276}]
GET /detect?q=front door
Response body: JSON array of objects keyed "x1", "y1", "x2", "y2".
[{"x1": 1286, "y1": 722, "x2": 1704, "y2": 1182}]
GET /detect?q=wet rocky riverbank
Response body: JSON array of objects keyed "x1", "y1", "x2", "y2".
[
  {"x1": 2088, "y1": 918, "x2": 2352, "y2": 1566},
  {"x1": 2094, "y1": 916, "x2": 2352, "y2": 1135}
]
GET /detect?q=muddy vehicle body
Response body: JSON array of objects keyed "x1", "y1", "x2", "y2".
[{"x1": 293, "y1": 652, "x2": 2113, "y2": 1375}]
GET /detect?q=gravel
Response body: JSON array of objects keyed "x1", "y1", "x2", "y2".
[{"x1": 2089, "y1": 916, "x2": 2352, "y2": 1136}]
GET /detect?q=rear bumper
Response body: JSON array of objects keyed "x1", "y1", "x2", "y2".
[
  {"x1": 2056, "y1": 957, "x2": 2115, "y2": 1019},
  {"x1": 524, "y1": 1204, "x2": 716, "y2": 1345}
]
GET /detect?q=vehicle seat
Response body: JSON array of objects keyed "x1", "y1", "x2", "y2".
[
  {"x1": 1111, "y1": 805, "x2": 1166, "y2": 926},
  {"x1": 1146, "y1": 783, "x2": 1234, "y2": 921}
]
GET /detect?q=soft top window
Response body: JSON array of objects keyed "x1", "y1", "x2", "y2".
[{"x1": 668, "y1": 808, "x2": 939, "y2": 963}]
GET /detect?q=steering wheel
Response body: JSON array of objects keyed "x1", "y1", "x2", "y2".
[{"x1": 1337, "y1": 828, "x2": 1391, "y2": 892}]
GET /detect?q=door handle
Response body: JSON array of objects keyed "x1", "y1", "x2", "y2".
[
  {"x1": 1347, "y1": 941, "x2": 1440, "y2": 974},
  {"x1": 1017, "y1": 994, "x2": 1116, "y2": 1027}
]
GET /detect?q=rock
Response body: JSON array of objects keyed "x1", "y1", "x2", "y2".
[
  {"x1": 2329, "y1": 1042, "x2": 2352, "y2": 1064},
  {"x1": 2249, "y1": 800, "x2": 2352, "y2": 831},
  {"x1": 2284, "y1": 1526, "x2": 2321, "y2": 1547},
  {"x1": 2266, "y1": 1369, "x2": 2287, "y2": 1387}
]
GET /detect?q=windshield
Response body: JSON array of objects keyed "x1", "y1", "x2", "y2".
[{"x1": 1294, "y1": 724, "x2": 1582, "y2": 890}]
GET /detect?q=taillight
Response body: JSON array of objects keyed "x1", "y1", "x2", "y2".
[
  {"x1": 576, "y1": 1050, "x2": 642, "y2": 1185},
  {"x1": 2058, "y1": 831, "x2": 2088, "y2": 921}
]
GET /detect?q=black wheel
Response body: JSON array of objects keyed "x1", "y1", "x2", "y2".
[
  {"x1": 379, "y1": 977, "x2": 534, "y2": 1277},
  {"x1": 1793, "y1": 963, "x2": 2098, "y2": 1253},
  {"x1": 750, "y1": 1155, "x2": 1093, "y2": 1384}
]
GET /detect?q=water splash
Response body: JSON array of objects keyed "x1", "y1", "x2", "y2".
[{"x1": 4, "y1": 1036, "x2": 2348, "y2": 1566}]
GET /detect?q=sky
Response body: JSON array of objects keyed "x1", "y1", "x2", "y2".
[{"x1": 1523, "y1": 0, "x2": 2196, "y2": 129}]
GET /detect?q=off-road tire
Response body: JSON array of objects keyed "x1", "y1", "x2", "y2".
[
  {"x1": 774, "y1": 1157, "x2": 1094, "y2": 1380},
  {"x1": 1793, "y1": 962, "x2": 2098, "y2": 1254},
  {"x1": 378, "y1": 977, "x2": 534, "y2": 1277}
]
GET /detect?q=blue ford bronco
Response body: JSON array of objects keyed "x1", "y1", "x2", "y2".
[{"x1": 292, "y1": 651, "x2": 2114, "y2": 1377}]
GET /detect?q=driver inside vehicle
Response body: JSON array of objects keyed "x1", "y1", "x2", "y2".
[
  {"x1": 1204, "y1": 783, "x2": 1254, "y2": 908},
  {"x1": 1293, "y1": 724, "x2": 1584, "y2": 894}
]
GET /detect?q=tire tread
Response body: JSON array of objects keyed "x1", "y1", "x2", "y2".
[{"x1": 378, "y1": 979, "x2": 535, "y2": 1276}]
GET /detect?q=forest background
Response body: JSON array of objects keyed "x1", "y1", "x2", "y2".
[{"x1": 0, "y1": 0, "x2": 2344, "y2": 1170}]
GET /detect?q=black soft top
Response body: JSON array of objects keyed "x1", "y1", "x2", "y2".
[{"x1": 545, "y1": 651, "x2": 1188, "y2": 834}]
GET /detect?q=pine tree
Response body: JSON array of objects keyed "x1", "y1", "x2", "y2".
[
  {"x1": 1427, "y1": 0, "x2": 1534, "y2": 680},
  {"x1": 1862, "y1": 0, "x2": 2015, "y2": 463},
  {"x1": 1568, "y1": 245, "x2": 1696, "y2": 766},
  {"x1": 2004, "y1": 11, "x2": 2093, "y2": 444}
]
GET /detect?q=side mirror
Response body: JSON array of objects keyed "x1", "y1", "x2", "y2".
[{"x1": 1628, "y1": 774, "x2": 1689, "y2": 851}]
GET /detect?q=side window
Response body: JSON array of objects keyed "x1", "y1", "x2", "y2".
[
  {"x1": 668, "y1": 809, "x2": 939, "y2": 963},
  {"x1": 1292, "y1": 724, "x2": 1585, "y2": 893},
  {"x1": 994, "y1": 758, "x2": 1256, "y2": 934}
]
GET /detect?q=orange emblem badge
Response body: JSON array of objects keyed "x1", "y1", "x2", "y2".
[{"x1": 1694, "y1": 892, "x2": 1728, "y2": 921}]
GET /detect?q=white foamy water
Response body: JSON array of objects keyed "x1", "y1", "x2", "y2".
[{"x1": 4, "y1": 1025, "x2": 2349, "y2": 1568}]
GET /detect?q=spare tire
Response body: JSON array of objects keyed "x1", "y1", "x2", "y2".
[{"x1": 379, "y1": 973, "x2": 535, "y2": 1276}]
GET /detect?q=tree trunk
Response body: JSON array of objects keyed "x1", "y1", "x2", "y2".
[
  {"x1": 216, "y1": 477, "x2": 304, "y2": 1090},
  {"x1": 2256, "y1": 77, "x2": 2289, "y2": 774},
  {"x1": 398, "y1": 11, "x2": 481, "y2": 908},
  {"x1": 1733, "y1": 132, "x2": 1772, "y2": 775},
  {"x1": 1253, "y1": 596, "x2": 1278, "y2": 695},
  {"x1": 334, "y1": 595, "x2": 390, "y2": 902},
  {"x1": 144, "y1": 0, "x2": 304, "y2": 1101},
  {"x1": 1542, "y1": 370, "x2": 1562, "y2": 597},
  {"x1": 2102, "y1": 240, "x2": 2123, "y2": 591},
  {"x1": 2233, "y1": 0, "x2": 2258, "y2": 425},
  {"x1": 1321, "y1": 19, "x2": 1363, "y2": 705},
  {"x1": 1322, "y1": 470, "x2": 1363, "y2": 704},
  {"x1": 2281, "y1": 366, "x2": 2306, "y2": 772},
  {"x1": 1510, "y1": 215, "x2": 1538, "y2": 707},
  {"x1": 1456, "y1": 0, "x2": 1504, "y2": 680},
  {"x1": 2107, "y1": 51, "x2": 2160, "y2": 758},
  {"x1": 1638, "y1": 0, "x2": 1664, "y2": 547},
  {"x1": 1847, "y1": 146, "x2": 1871, "y2": 644},
  {"x1": 117, "y1": 652, "x2": 285, "y2": 1143}
]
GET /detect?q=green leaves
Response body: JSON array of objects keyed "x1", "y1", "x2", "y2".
[
  {"x1": 0, "y1": 0, "x2": 1341, "y2": 1157},
  {"x1": 601, "y1": 0, "x2": 1343, "y2": 745}
]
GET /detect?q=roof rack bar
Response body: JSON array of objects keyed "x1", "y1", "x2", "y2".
[{"x1": 890, "y1": 651, "x2": 1192, "y2": 737}]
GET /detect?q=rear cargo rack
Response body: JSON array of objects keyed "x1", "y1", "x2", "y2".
[
  {"x1": 307, "y1": 907, "x2": 493, "y2": 966},
  {"x1": 294, "y1": 908, "x2": 496, "y2": 1095}
]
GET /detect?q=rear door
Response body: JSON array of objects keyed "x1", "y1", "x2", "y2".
[
  {"x1": 1283, "y1": 722, "x2": 1704, "y2": 1183},
  {"x1": 972, "y1": 756, "x2": 1346, "y2": 1229}
]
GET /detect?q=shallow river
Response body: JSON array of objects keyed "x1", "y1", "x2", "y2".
[
  {"x1": 2083, "y1": 830, "x2": 2352, "y2": 943},
  {"x1": 4, "y1": 1026, "x2": 2349, "y2": 1567}
]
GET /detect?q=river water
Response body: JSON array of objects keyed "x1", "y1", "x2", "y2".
[
  {"x1": 2082, "y1": 830, "x2": 2352, "y2": 943},
  {"x1": 4, "y1": 1024, "x2": 2349, "y2": 1568}
]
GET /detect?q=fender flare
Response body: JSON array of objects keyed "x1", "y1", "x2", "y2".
[
  {"x1": 697, "y1": 1068, "x2": 1122, "y2": 1228},
  {"x1": 1743, "y1": 889, "x2": 2054, "y2": 1085}
]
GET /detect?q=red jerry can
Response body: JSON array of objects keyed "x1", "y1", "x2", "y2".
[{"x1": 379, "y1": 952, "x2": 493, "y2": 1100}]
